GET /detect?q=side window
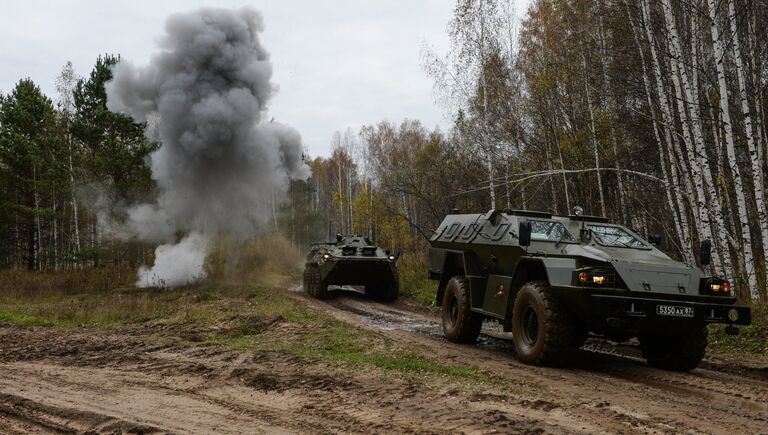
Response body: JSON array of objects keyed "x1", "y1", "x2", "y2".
[{"x1": 491, "y1": 223, "x2": 510, "y2": 241}]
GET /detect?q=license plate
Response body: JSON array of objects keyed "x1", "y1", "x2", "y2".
[{"x1": 656, "y1": 305, "x2": 694, "y2": 318}]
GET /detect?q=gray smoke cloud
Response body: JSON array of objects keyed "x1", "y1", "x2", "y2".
[{"x1": 105, "y1": 7, "x2": 309, "y2": 287}]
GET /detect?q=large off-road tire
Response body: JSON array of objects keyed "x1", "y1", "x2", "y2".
[
  {"x1": 370, "y1": 276, "x2": 399, "y2": 302},
  {"x1": 640, "y1": 327, "x2": 707, "y2": 372},
  {"x1": 512, "y1": 281, "x2": 574, "y2": 366},
  {"x1": 442, "y1": 276, "x2": 482, "y2": 343},
  {"x1": 303, "y1": 265, "x2": 329, "y2": 299}
]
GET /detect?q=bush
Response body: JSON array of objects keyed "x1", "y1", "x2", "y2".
[{"x1": 397, "y1": 253, "x2": 436, "y2": 306}]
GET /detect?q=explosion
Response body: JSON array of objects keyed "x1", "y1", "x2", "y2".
[{"x1": 106, "y1": 7, "x2": 309, "y2": 287}]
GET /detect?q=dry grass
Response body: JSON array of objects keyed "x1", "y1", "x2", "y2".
[
  {"x1": 0, "y1": 266, "x2": 137, "y2": 296},
  {"x1": 205, "y1": 233, "x2": 304, "y2": 287},
  {"x1": 0, "y1": 233, "x2": 305, "y2": 327}
]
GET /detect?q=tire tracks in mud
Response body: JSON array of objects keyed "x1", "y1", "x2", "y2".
[
  {"x1": 307, "y1": 290, "x2": 768, "y2": 434},
  {"x1": 0, "y1": 287, "x2": 765, "y2": 434}
]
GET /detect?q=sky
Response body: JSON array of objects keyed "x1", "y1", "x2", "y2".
[{"x1": 0, "y1": 0, "x2": 529, "y2": 158}]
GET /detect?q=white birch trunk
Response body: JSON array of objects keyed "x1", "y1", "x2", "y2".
[
  {"x1": 68, "y1": 132, "x2": 80, "y2": 254},
  {"x1": 624, "y1": 0, "x2": 691, "y2": 261},
  {"x1": 581, "y1": 49, "x2": 606, "y2": 217},
  {"x1": 688, "y1": 9, "x2": 729, "y2": 275},
  {"x1": 598, "y1": 14, "x2": 628, "y2": 224},
  {"x1": 479, "y1": 0, "x2": 496, "y2": 210},
  {"x1": 707, "y1": 0, "x2": 759, "y2": 298},
  {"x1": 660, "y1": 0, "x2": 728, "y2": 277},
  {"x1": 558, "y1": 150, "x2": 569, "y2": 212},
  {"x1": 728, "y1": 0, "x2": 768, "y2": 288},
  {"x1": 642, "y1": 0, "x2": 701, "y2": 262},
  {"x1": 338, "y1": 162, "x2": 344, "y2": 234},
  {"x1": 545, "y1": 138, "x2": 557, "y2": 211},
  {"x1": 348, "y1": 167, "x2": 353, "y2": 233}
]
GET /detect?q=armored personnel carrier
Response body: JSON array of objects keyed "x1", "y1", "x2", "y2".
[
  {"x1": 303, "y1": 235, "x2": 399, "y2": 302},
  {"x1": 428, "y1": 207, "x2": 751, "y2": 371}
]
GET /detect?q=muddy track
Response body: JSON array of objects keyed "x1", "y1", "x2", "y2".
[
  {"x1": 0, "y1": 286, "x2": 765, "y2": 434},
  {"x1": 315, "y1": 290, "x2": 768, "y2": 434}
]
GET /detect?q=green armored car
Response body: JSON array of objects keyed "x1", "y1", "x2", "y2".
[
  {"x1": 428, "y1": 207, "x2": 751, "y2": 371},
  {"x1": 303, "y1": 235, "x2": 399, "y2": 302}
]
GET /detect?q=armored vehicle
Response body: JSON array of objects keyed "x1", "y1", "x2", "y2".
[
  {"x1": 428, "y1": 208, "x2": 751, "y2": 371},
  {"x1": 303, "y1": 235, "x2": 399, "y2": 301}
]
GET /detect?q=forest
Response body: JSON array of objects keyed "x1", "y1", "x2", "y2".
[{"x1": 1, "y1": 0, "x2": 767, "y2": 302}]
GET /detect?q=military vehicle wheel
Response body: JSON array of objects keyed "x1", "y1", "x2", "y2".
[
  {"x1": 512, "y1": 281, "x2": 574, "y2": 366},
  {"x1": 640, "y1": 327, "x2": 707, "y2": 372},
  {"x1": 442, "y1": 276, "x2": 482, "y2": 343},
  {"x1": 303, "y1": 265, "x2": 329, "y2": 299}
]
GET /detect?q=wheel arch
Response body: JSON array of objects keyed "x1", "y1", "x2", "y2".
[
  {"x1": 435, "y1": 251, "x2": 466, "y2": 307},
  {"x1": 503, "y1": 257, "x2": 550, "y2": 330}
]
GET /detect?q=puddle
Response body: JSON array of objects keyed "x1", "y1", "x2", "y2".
[
  {"x1": 338, "y1": 303, "x2": 440, "y2": 335},
  {"x1": 477, "y1": 323, "x2": 516, "y2": 351},
  {"x1": 328, "y1": 285, "x2": 366, "y2": 294}
]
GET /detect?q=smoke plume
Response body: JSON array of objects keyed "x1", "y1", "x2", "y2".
[{"x1": 106, "y1": 7, "x2": 309, "y2": 287}]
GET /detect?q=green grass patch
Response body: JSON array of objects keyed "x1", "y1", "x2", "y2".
[
  {"x1": 398, "y1": 255, "x2": 437, "y2": 306},
  {"x1": 0, "y1": 310, "x2": 76, "y2": 327},
  {"x1": 299, "y1": 347, "x2": 490, "y2": 382},
  {"x1": 708, "y1": 302, "x2": 768, "y2": 354}
]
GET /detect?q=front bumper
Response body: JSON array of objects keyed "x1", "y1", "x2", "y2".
[
  {"x1": 321, "y1": 258, "x2": 397, "y2": 286},
  {"x1": 590, "y1": 294, "x2": 751, "y2": 330}
]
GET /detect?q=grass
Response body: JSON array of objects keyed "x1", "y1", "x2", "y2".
[
  {"x1": 708, "y1": 302, "x2": 768, "y2": 355},
  {"x1": 0, "y1": 261, "x2": 496, "y2": 386},
  {"x1": 397, "y1": 254, "x2": 437, "y2": 306}
]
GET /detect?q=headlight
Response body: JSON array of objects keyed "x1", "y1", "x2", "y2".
[
  {"x1": 702, "y1": 278, "x2": 732, "y2": 296},
  {"x1": 387, "y1": 255, "x2": 395, "y2": 261},
  {"x1": 577, "y1": 269, "x2": 612, "y2": 286},
  {"x1": 322, "y1": 253, "x2": 331, "y2": 261}
]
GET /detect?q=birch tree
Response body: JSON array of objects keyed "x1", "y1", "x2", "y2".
[
  {"x1": 624, "y1": 0, "x2": 692, "y2": 262},
  {"x1": 727, "y1": 0, "x2": 768, "y2": 279},
  {"x1": 55, "y1": 61, "x2": 81, "y2": 255},
  {"x1": 707, "y1": 0, "x2": 759, "y2": 297}
]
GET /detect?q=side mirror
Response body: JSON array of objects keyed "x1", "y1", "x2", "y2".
[
  {"x1": 518, "y1": 221, "x2": 532, "y2": 247},
  {"x1": 648, "y1": 233, "x2": 662, "y2": 246},
  {"x1": 700, "y1": 239, "x2": 711, "y2": 266}
]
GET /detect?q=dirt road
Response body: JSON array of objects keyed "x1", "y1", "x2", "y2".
[{"x1": 0, "y1": 287, "x2": 766, "y2": 434}]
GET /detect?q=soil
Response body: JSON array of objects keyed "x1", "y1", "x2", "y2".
[{"x1": 0, "y1": 287, "x2": 766, "y2": 434}]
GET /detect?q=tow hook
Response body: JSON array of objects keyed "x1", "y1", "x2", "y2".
[{"x1": 725, "y1": 325, "x2": 739, "y2": 336}]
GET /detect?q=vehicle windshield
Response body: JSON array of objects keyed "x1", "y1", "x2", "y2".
[
  {"x1": 588, "y1": 225, "x2": 648, "y2": 248},
  {"x1": 530, "y1": 220, "x2": 574, "y2": 242}
]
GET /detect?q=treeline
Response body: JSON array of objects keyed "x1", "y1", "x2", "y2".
[
  {"x1": 2, "y1": 0, "x2": 767, "y2": 302},
  {"x1": 294, "y1": 0, "x2": 768, "y2": 301},
  {"x1": 0, "y1": 55, "x2": 156, "y2": 270}
]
